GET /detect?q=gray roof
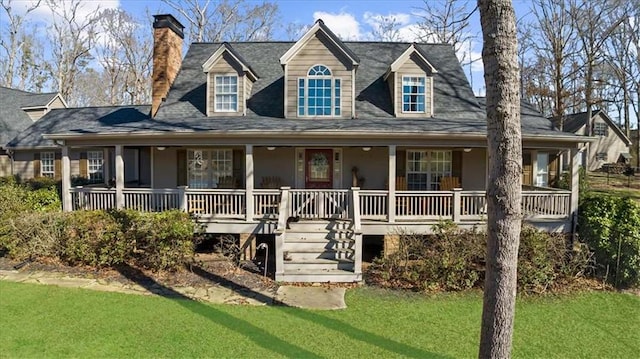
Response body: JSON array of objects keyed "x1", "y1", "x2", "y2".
[
  {"x1": 7, "y1": 41, "x2": 580, "y2": 148},
  {"x1": 475, "y1": 97, "x2": 568, "y2": 136},
  {"x1": 6, "y1": 105, "x2": 150, "y2": 148},
  {"x1": 0, "y1": 87, "x2": 59, "y2": 146}
]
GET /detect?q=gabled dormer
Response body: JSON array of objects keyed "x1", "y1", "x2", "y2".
[
  {"x1": 280, "y1": 19, "x2": 359, "y2": 119},
  {"x1": 202, "y1": 42, "x2": 258, "y2": 117},
  {"x1": 384, "y1": 44, "x2": 437, "y2": 118}
]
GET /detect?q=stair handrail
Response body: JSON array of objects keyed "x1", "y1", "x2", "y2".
[
  {"x1": 350, "y1": 187, "x2": 363, "y2": 277},
  {"x1": 274, "y1": 186, "x2": 291, "y2": 279}
]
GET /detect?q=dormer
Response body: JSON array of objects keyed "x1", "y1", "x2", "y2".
[
  {"x1": 280, "y1": 19, "x2": 359, "y2": 119},
  {"x1": 384, "y1": 44, "x2": 437, "y2": 118},
  {"x1": 202, "y1": 43, "x2": 258, "y2": 117}
]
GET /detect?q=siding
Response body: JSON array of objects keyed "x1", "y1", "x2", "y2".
[
  {"x1": 24, "y1": 109, "x2": 45, "y2": 121},
  {"x1": 152, "y1": 147, "x2": 178, "y2": 188},
  {"x1": 12, "y1": 150, "x2": 35, "y2": 178},
  {"x1": 0, "y1": 154, "x2": 11, "y2": 176},
  {"x1": 49, "y1": 97, "x2": 66, "y2": 109},
  {"x1": 286, "y1": 33, "x2": 354, "y2": 119},
  {"x1": 341, "y1": 147, "x2": 388, "y2": 189},
  {"x1": 461, "y1": 148, "x2": 486, "y2": 190},
  {"x1": 588, "y1": 117, "x2": 630, "y2": 171},
  {"x1": 207, "y1": 52, "x2": 245, "y2": 117},
  {"x1": 254, "y1": 147, "x2": 296, "y2": 188}
]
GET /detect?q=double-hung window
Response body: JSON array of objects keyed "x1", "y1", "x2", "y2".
[
  {"x1": 407, "y1": 150, "x2": 452, "y2": 190},
  {"x1": 298, "y1": 65, "x2": 341, "y2": 117},
  {"x1": 214, "y1": 75, "x2": 238, "y2": 112},
  {"x1": 40, "y1": 152, "x2": 55, "y2": 177},
  {"x1": 87, "y1": 150, "x2": 104, "y2": 183},
  {"x1": 188, "y1": 149, "x2": 233, "y2": 188},
  {"x1": 402, "y1": 76, "x2": 426, "y2": 113}
]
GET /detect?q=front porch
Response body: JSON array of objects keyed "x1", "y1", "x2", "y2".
[{"x1": 68, "y1": 186, "x2": 573, "y2": 233}]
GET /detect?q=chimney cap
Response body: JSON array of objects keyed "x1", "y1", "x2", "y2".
[{"x1": 153, "y1": 14, "x2": 185, "y2": 39}]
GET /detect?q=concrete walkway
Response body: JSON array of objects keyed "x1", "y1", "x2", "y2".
[{"x1": 0, "y1": 269, "x2": 346, "y2": 310}]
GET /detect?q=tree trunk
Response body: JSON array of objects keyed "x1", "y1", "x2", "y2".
[{"x1": 478, "y1": 0, "x2": 523, "y2": 358}]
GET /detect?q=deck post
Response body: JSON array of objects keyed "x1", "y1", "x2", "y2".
[
  {"x1": 245, "y1": 144, "x2": 254, "y2": 221},
  {"x1": 61, "y1": 145, "x2": 72, "y2": 212},
  {"x1": 178, "y1": 186, "x2": 188, "y2": 212},
  {"x1": 350, "y1": 187, "x2": 363, "y2": 277},
  {"x1": 452, "y1": 187, "x2": 462, "y2": 223},
  {"x1": 388, "y1": 145, "x2": 396, "y2": 223},
  {"x1": 115, "y1": 145, "x2": 124, "y2": 209},
  {"x1": 570, "y1": 147, "x2": 581, "y2": 234}
]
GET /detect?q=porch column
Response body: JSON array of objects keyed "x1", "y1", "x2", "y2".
[
  {"x1": 570, "y1": 147, "x2": 581, "y2": 233},
  {"x1": 61, "y1": 146, "x2": 72, "y2": 212},
  {"x1": 245, "y1": 144, "x2": 254, "y2": 221},
  {"x1": 388, "y1": 145, "x2": 396, "y2": 223},
  {"x1": 115, "y1": 145, "x2": 124, "y2": 209}
]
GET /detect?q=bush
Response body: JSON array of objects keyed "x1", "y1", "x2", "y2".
[
  {"x1": 579, "y1": 195, "x2": 640, "y2": 288},
  {"x1": 367, "y1": 222, "x2": 590, "y2": 293},
  {"x1": 0, "y1": 204, "x2": 199, "y2": 271}
]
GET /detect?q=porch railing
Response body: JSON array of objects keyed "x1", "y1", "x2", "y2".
[
  {"x1": 123, "y1": 188, "x2": 181, "y2": 212},
  {"x1": 185, "y1": 189, "x2": 245, "y2": 218},
  {"x1": 71, "y1": 187, "x2": 116, "y2": 211},
  {"x1": 67, "y1": 187, "x2": 572, "y2": 222},
  {"x1": 253, "y1": 189, "x2": 281, "y2": 219},
  {"x1": 288, "y1": 189, "x2": 350, "y2": 219}
]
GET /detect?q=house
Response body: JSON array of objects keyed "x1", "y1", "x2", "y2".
[
  {"x1": 4, "y1": 14, "x2": 587, "y2": 282},
  {"x1": 0, "y1": 87, "x2": 66, "y2": 176},
  {"x1": 556, "y1": 110, "x2": 631, "y2": 171}
]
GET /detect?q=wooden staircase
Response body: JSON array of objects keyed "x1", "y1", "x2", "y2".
[{"x1": 276, "y1": 220, "x2": 362, "y2": 282}]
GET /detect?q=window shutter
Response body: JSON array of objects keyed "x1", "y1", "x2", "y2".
[
  {"x1": 54, "y1": 152, "x2": 62, "y2": 181},
  {"x1": 33, "y1": 152, "x2": 41, "y2": 177},
  {"x1": 452, "y1": 151, "x2": 462, "y2": 180},
  {"x1": 396, "y1": 149, "x2": 406, "y2": 177},
  {"x1": 176, "y1": 149, "x2": 187, "y2": 186},
  {"x1": 233, "y1": 149, "x2": 243, "y2": 188},
  {"x1": 522, "y1": 153, "x2": 532, "y2": 186},
  {"x1": 80, "y1": 152, "x2": 88, "y2": 178}
]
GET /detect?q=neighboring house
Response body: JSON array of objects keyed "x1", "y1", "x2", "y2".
[
  {"x1": 0, "y1": 87, "x2": 66, "y2": 177},
  {"x1": 5, "y1": 15, "x2": 587, "y2": 282},
  {"x1": 557, "y1": 110, "x2": 631, "y2": 171}
]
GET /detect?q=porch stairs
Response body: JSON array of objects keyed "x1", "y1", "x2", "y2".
[{"x1": 276, "y1": 220, "x2": 362, "y2": 282}]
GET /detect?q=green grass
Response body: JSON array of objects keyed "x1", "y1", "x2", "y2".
[
  {"x1": 1, "y1": 282, "x2": 638, "y2": 358},
  {"x1": 587, "y1": 171, "x2": 640, "y2": 202}
]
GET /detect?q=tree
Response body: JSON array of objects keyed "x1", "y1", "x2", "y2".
[
  {"x1": 162, "y1": 0, "x2": 279, "y2": 43},
  {"x1": 45, "y1": 0, "x2": 102, "y2": 105},
  {"x1": 0, "y1": 0, "x2": 42, "y2": 88},
  {"x1": 477, "y1": 0, "x2": 522, "y2": 358}
]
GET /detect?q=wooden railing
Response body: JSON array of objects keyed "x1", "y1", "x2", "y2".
[
  {"x1": 67, "y1": 187, "x2": 572, "y2": 222},
  {"x1": 253, "y1": 189, "x2": 281, "y2": 219},
  {"x1": 522, "y1": 191, "x2": 571, "y2": 219},
  {"x1": 289, "y1": 189, "x2": 350, "y2": 219},
  {"x1": 359, "y1": 190, "x2": 388, "y2": 220},
  {"x1": 123, "y1": 188, "x2": 181, "y2": 212},
  {"x1": 71, "y1": 187, "x2": 116, "y2": 210},
  {"x1": 395, "y1": 191, "x2": 454, "y2": 220},
  {"x1": 185, "y1": 189, "x2": 245, "y2": 218}
]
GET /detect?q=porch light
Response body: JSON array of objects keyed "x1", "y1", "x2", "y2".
[
  {"x1": 463, "y1": 148, "x2": 472, "y2": 153},
  {"x1": 267, "y1": 146, "x2": 276, "y2": 151},
  {"x1": 362, "y1": 147, "x2": 371, "y2": 151},
  {"x1": 157, "y1": 146, "x2": 166, "y2": 151}
]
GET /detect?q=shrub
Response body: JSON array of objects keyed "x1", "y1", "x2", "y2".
[
  {"x1": 0, "y1": 212, "x2": 66, "y2": 261},
  {"x1": 367, "y1": 222, "x2": 590, "y2": 293},
  {"x1": 61, "y1": 211, "x2": 127, "y2": 267},
  {"x1": 579, "y1": 195, "x2": 640, "y2": 288}
]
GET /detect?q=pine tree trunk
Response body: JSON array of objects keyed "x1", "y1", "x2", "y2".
[{"x1": 478, "y1": 0, "x2": 523, "y2": 358}]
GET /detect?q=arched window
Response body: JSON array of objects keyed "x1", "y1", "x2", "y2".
[{"x1": 298, "y1": 65, "x2": 341, "y2": 117}]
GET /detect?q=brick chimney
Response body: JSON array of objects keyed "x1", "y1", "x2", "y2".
[{"x1": 151, "y1": 14, "x2": 184, "y2": 117}]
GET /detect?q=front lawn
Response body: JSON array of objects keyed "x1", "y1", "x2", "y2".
[{"x1": 1, "y1": 282, "x2": 638, "y2": 358}]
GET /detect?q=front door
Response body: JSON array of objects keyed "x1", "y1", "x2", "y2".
[{"x1": 305, "y1": 149, "x2": 333, "y2": 189}]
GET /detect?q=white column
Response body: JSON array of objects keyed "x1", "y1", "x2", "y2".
[
  {"x1": 115, "y1": 145, "x2": 124, "y2": 209},
  {"x1": 452, "y1": 187, "x2": 462, "y2": 223},
  {"x1": 570, "y1": 148, "x2": 581, "y2": 233},
  {"x1": 61, "y1": 146, "x2": 72, "y2": 212},
  {"x1": 245, "y1": 144, "x2": 254, "y2": 221},
  {"x1": 388, "y1": 145, "x2": 396, "y2": 223}
]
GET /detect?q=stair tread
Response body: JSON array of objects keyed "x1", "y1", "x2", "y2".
[
  {"x1": 282, "y1": 248, "x2": 354, "y2": 253},
  {"x1": 284, "y1": 238, "x2": 354, "y2": 242},
  {"x1": 282, "y1": 268, "x2": 356, "y2": 274},
  {"x1": 284, "y1": 258, "x2": 354, "y2": 264},
  {"x1": 285, "y1": 229, "x2": 353, "y2": 234}
]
